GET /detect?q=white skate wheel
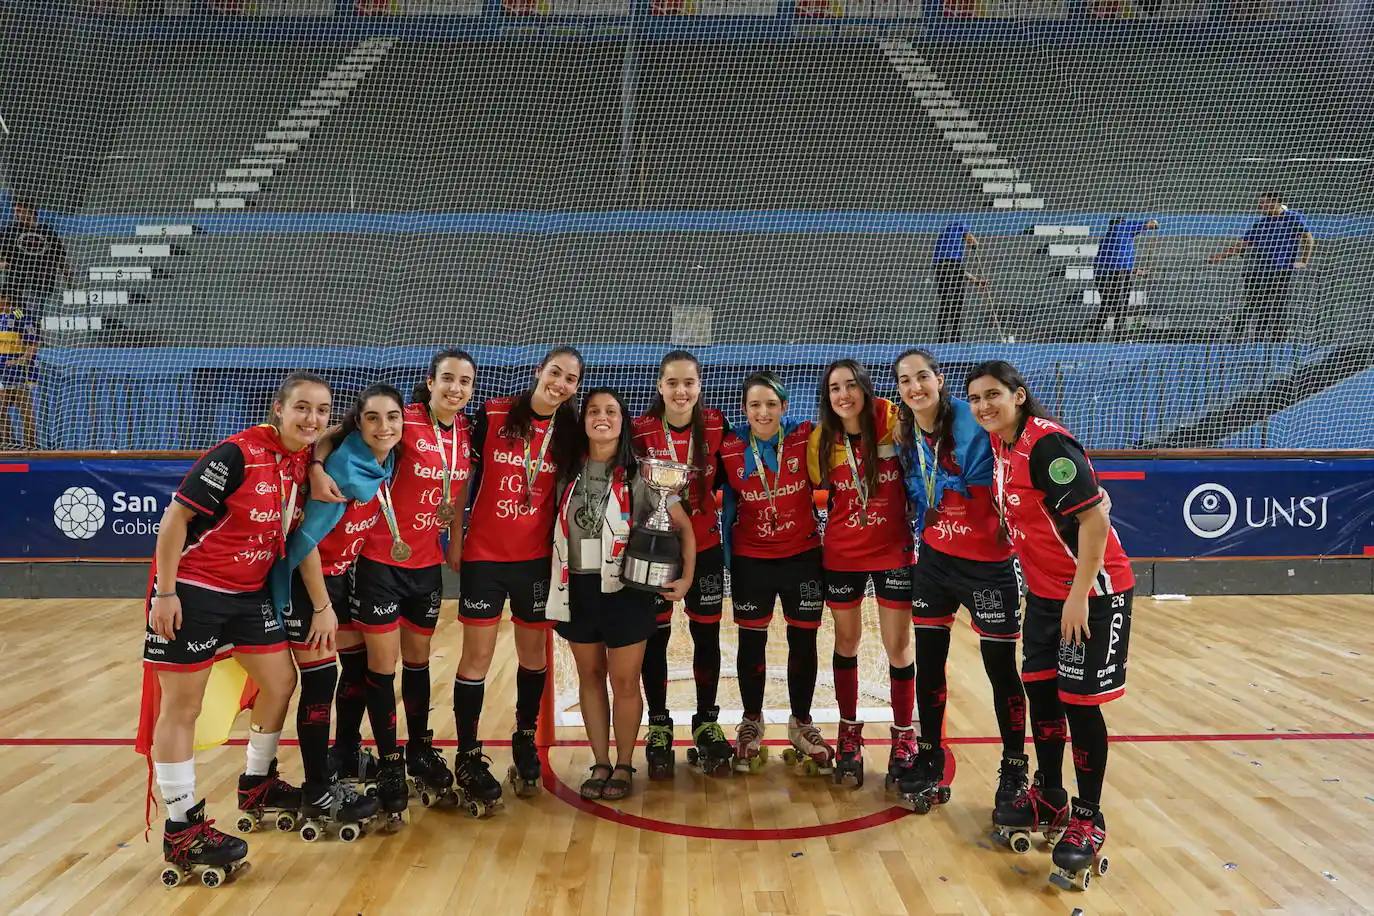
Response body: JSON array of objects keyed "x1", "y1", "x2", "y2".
[
  {"x1": 300, "y1": 823, "x2": 320, "y2": 843},
  {"x1": 339, "y1": 823, "x2": 360, "y2": 843},
  {"x1": 419, "y1": 790, "x2": 434, "y2": 808},
  {"x1": 201, "y1": 866, "x2": 224, "y2": 888},
  {"x1": 1098, "y1": 857, "x2": 1109, "y2": 876},
  {"x1": 234, "y1": 815, "x2": 255, "y2": 834},
  {"x1": 467, "y1": 801, "x2": 485, "y2": 818},
  {"x1": 1010, "y1": 832, "x2": 1031, "y2": 854},
  {"x1": 275, "y1": 812, "x2": 297, "y2": 832},
  {"x1": 1080, "y1": 871, "x2": 1091, "y2": 891},
  {"x1": 160, "y1": 866, "x2": 183, "y2": 888}
]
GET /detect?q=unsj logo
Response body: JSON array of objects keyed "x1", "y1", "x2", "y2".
[
  {"x1": 54, "y1": 487, "x2": 106, "y2": 540},
  {"x1": 1183, "y1": 483, "x2": 1237, "y2": 539},
  {"x1": 1184, "y1": 482, "x2": 1331, "y2": 540}
]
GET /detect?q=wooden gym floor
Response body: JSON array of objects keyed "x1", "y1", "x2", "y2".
[{"x1": 0, "y1": 594, "x2": 1371, "y2": 915}]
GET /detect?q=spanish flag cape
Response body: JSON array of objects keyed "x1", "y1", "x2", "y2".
[
  {"x1": 805, "y1": 396, "x2": 900, "y2": 487},
  {"x1": 134, "y1": 424, "x2": 308, "y2": 827}
]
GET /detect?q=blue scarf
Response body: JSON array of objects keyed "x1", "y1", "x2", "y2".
[
  {"x1": 899, "y1": 398, "x2": 992, "y2": 538},
  {"x1": 270, "y1": 432, "x2": 395, "y2": 616},
  {"x1": 721, "y1": 418, "x2": 800, "y2": 566}
]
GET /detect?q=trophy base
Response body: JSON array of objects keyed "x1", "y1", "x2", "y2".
[
  {"x1": 620, "y1": 556, "x2": 681, "y2": 593},
  {"x1": 621, "y1": 528, "x2": 682, "y2": 593}
]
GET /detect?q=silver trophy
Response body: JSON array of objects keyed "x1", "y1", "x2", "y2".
[{"x1": 621, "y1": 457, "x2": 695, "y2": 592}]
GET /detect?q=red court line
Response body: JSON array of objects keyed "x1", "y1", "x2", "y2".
[
  {"x1": 0, "y1": 464, "x2": 29, "y2": 473},
  {"x1": 3, "y1": 731, "x2": 1371, "y2": 748},
  {"x1": 1098, "y1": 470, "x2": 1146, "y2": 480}
]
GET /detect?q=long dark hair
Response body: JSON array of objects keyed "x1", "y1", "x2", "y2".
[
  {"x1": 412, "y1": 348, "x2": 477, "y2": 406},
  {"x1": 331, "y1": 383, "x2": 405, "y2": 449},
  {"x1": 817, "y1": 359, "x2": 879, "y2": 495},
  {"x1": 573, "y1": 387, "x2": 638, "y2": 477},
  {"x1": 506, "y1": 346, "x2": 585, "y2": 473},
  {"x1": 893, "y1": 348, "x2": 954, "y2": 463},
  {"x1": 646, "y1": 349, "x2": 709, "y2": 512},
  {"x1": 964, "y1": 360, "x2": 1056, "y2": 427},
  {"x1": 267, "y1": 371, "x2": 331, "y2": 427}
]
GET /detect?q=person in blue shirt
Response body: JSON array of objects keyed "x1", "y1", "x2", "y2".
[
  {"x1": 930, "y1": 222, "x2": 988, "y2": 343},
  {"x1": 1087, "y1": 217, "x2": 1158, "y2": 341},
  {"x1": 1209, "y1": 192, "x2": 1314, "y2": 341}
]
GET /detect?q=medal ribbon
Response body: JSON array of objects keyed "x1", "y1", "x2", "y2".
[
  {"x1": 748, "y1": 431, "x2": 782, "y2": 523},
  {"x1": 523, "y1": 414, "x2": 556, "y2": 503},
  {"x1": 376, "y1": 482, "x2": 404, "y2": 543},
  {"x1": 277, "y1": 462, "x2": 298, "y2": 557},
  {"x1": 430, "y1": 415, "x2": 459, "y2": 507},
  {"x1": 914, "y1": 429, "x2": 937, "y2": 511},
  {"x1": 841, "y1": 435, "x2": 869, "y2": 524},
  {"x1": 662, "y1": 419, "x2": 693, "y2": 465}
]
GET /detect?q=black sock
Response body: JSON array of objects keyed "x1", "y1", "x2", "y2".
[
  {"x1": 642, "y1": 625, "x2": 671, "y2": 720},
  {"x1": 915, "y1": 627, "x2": 952, "y2": 748},
  {"x1": 297, "y1": 658, "x2": 337, "y2": 785},
  {"x1": 333, "y1": 646, "x2": 368, "y2": 748},
  {"x1": 453, "y1": 677, "x2": 485, "y2": 753},
  {"x1": 515, "y1": 666, "x2": 546, "y2": 731},
  {"x1": 980, "y1": 639, "x2": 1027, "y2": 757},
  {"x1": 1065, "y1": 703, "x2": 1110, "y2": 806},
  {"x1": 1023, "y1": 677, "x2": 1067, "y2": 794},
  {"x1": 785, "y1": 625, "x2": 818, "y2": 722},
  {"x1": 364, "y1": 670, "x2": 398, "y2": 757},
  {"x1": 736, "y1": 628, "x2": 768, "y2": 718},
  {"x1": 689, "y1": 619, "x2": 722, "y2": 714},
  {"x1": 401, "y1": 661, "x2": 431, "y2": 740}
]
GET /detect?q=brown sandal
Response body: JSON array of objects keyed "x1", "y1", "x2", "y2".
[
  {"x1": 580, "y1": 763, "x2": 614, "y2": 800},
  {"x1": 601, "y1": 764, "x2": 636, "y2": 801}
]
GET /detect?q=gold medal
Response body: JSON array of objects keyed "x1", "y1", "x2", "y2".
[
  {"x1": 377, "y1": 482, "x2": 417, "y2": 561},
  {"x1": 390, "y1": 539, "x2": 413, "y2": 563},
  {"x1": 431, "y1": 413, "x2": 460, "y2": 518},
  {"x1": 436, "y1": 501, "x2": 456, "y2": 525},
  {"x1": 749, "y1": 431, "x2": 783, "y2": 535}
]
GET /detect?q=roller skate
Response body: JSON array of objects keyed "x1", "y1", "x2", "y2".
[
  {"x1": 832, "y1": 719, "x2": 864, "y2": 787},
  {"x1": 781, "y1": 715, "x2": 834, "y2": 776},
  {"x1": 376, "y1": 751, "x2": 409, "y2": 828},
  {"x1": 1049, "y1": 800, "x2": 1109, "y2": 891},
  {"x1": 732, "y1": 714, "x2": 768, "y2": 773},
  {"x1": 235, "y1": 759, "x2": 301, "y2": 834},
  {"x1": 298, "y1": 779, "x2": 379, "y2": 843},
  {"x1": 686, "y1": 706, "x2": 733, "y2": 776},
  {"x1": 406, "y1": 731, "x2": 456, "y2": 808},
  {"x1": 453, "y1": 743, "x2": 504, "y2": 818},
  {"x1": 327, "y1": 742, "x2": 380, "y2": 797},
  {"x1": 159, "y1": 800, "x2": 248, "y2": 889},
  {"x1": 884, "y1": 725, "x2": 918, "y2": 791},
  {"x1": 895, "y1": 738, "x2": 951, "y2": 814},
  {"x1": 507, "y1": 728, "x2": 543, "y2": 797},
  {"x1": 993, "y1": 753, "x2": 1029, "y2": 820},
  {"x1": 990, "y1": 771, "x2": 1069, "y2": 854},
  {"x1": 644, "y1": 715, "x2": 675, "y2": 780}
]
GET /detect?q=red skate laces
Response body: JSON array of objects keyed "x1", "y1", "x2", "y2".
[
  {"x1": 837, "y1": 729, "x2": 862, "y2": 755},
  {"x1": 168, "y1": 819, "x2": 225, "y2": 857},
  {"x1": 241, "y1": 776, "x2": 291, "y2": 808},
  {"x1": 1060, "y1": 816, "x2": 1098, "y2": 849}
]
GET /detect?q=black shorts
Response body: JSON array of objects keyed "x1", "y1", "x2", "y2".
[
  {"x1": 652, "y1": 543, "x2": 725, "y2": 627},
  {"x1": 143, "y1": 582, "x2": 286, "y2": 671},
  {"x1": 729, "y1": 549, "x2": 824, "y2": 630},
  {"x1": 1022, "y1": 588, "x2": 1133, "y2": 706},
  {"x1": 350, "y1": 555, "x2": 443, "y2": 636},
  {"x1": 286, "y1": 568, "x2": 355, "y2": 648},
  {"x1": 911, "y1": 545, "x2": 1022, "y2": 640},
  {"x1": 555, "y1": 574, "x2": 658, "y2": 649},
  {"x1": 460, "y1": 557, "x2": 552, "y2": 630},
  {"x1": 825, "y1": 564, "x2": 912, "y2": 612}
]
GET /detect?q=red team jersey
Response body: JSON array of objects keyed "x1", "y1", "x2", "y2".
[
  {"x1": 172, "y1": 424, "x2": 311, "y2": 594},
  {"x1": 806, "y1": 399, "x2": 913, "y2": 573},
  {"x1": 463, "y1": 396, "x2": 562, "y2": 563},
  {"x1": 720, "y1": 423, "x2": 819, "y2": 560},
  {"x1": 994, "y1": 416, "x2": 1134, "y2": 600},
  {"x1": 362, "y1": 403, "x2": 471, "y2": 570},
  {"x1": 631, "y1": 408, "x2": 726, "y2": 552},
  {"x1": 317, "y1": 496, "x2": 383, "y2": 577},
  {"x1": 919, "y1": 430, "x2": 1013, "y2": 564}
]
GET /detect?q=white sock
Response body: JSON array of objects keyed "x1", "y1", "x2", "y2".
[
  {"x1": 155, "y1": 758, "x2": 196, "y2": 822},
  {"x1": 245, "y1": 729, "x2": 281, "y2": 777}
]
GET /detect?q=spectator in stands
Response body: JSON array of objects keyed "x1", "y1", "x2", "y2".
[
  {"x1": 930, "y1": 222, "x2": 988, "y2": 343},
  {"x1": 1209, "y1": 192, "x2": 1313, "y2": 341},
  {"x1": 0, "y1": 289, "x2": 39, "y2": 449},
  {"x1": 1087, "y1": 217, "x2": 1159, "y2": 341},
  {"x1": 0, "y1": 199, "x2": 71, "y2": 328}
]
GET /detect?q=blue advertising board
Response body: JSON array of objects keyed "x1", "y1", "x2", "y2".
[{"x1": 1, "y1": 456, "x2": 1372, "y2": 561}]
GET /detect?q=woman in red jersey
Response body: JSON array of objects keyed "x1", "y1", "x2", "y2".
[
  {"x1": 144, "y1": 372, "x2": 330, "y2": 881},
  {"x1": 455, "y1": 346, "x2": 583, "y2": 807},
  {"x1": 311, "y1": 349, "x2": 476, "y2": 820},
  {"x1": 631, "y1": 350, "x2": 729, "y2": 778},
  {"x1": 549, "y1": 388, "x2": 694, "y2": 801},
  {"x1": 280, "y1": 384, "x2": 406, "y2": 836},
  {"x1": 718, "y1": 370, "x2": 831, "y2": 775},
  {"x1": 966, "y1": 359, "x2": 1132, "y2": 890},
  {"x1": 806, "y1": 359, "x2": 915, "y2": 789},
  {"x1": 890, "y1": 348, "x2": 1026, "y2": 816}
]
